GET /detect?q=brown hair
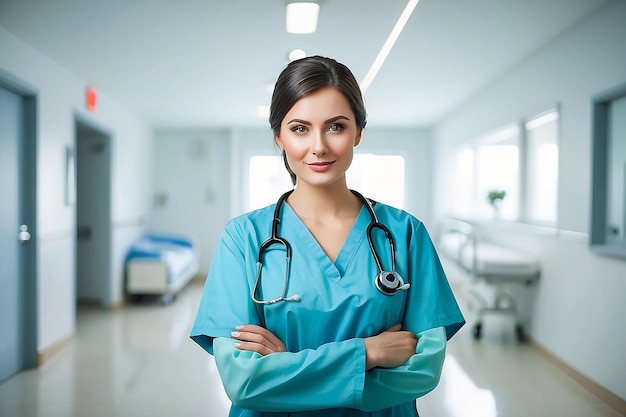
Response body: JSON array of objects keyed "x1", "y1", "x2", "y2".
[{"x1": 269, "y1": 56, "x2": 367, "y2": 184}]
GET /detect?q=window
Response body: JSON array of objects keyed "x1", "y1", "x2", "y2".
[
  {"x1": 347, "y1": 154, "x2": 405, "y2": 209},
  {"x1": 247, "y1": 153, "x2": 406, "y2": 211},
  {"x1": 248, "y1": 155, "x2": 293, "y2": 211},
  {"x1": 452, "y1": 108, "x2": 559, "y2": 225},
  {"x1": 524, "y1": 111, "x2": 559, "y2": 224},
  {"x1": 474, "y1": 127, "x2": 520, "y2": 220},
  {"x1": 454, "y1": 125, "x2": 520, "y2": 221}
]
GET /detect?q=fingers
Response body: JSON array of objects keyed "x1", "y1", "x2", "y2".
[
  {"x1": 364, "y1": 325, "x2": 418, "y2": 369},
  {"x1": 233, "y1": 340, "x2": 276, "y2": 356},
  {"x1": 234, "y1": 325, "x2": 285, "y2": 350},
  {"x1": 231, "y1": 324, "x2": 286, "y2": 356}
]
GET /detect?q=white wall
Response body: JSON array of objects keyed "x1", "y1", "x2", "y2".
[
  {"x1": 432, "y1": 1, "x2": 626, "y2": 400},
  {"x1": 0, "y1": 27, "x2": 153, "y2": 351},
  {"x1": 149, "y1": 129, "x2": 232, "y2": 274}
]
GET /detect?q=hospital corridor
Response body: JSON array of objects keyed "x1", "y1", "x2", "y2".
[
  {"x1": 2, "y1": 1, "x2": 626, "y2": 416},
  {"x1": 0, "y1": 277, "x2": 621, "y2": 417}
]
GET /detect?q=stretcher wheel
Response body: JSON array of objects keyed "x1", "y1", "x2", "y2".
[{"x1": 473, "y1": 323, "x2": 482, "y2": 340}]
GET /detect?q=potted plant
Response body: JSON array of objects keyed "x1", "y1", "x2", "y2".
[{"x1": 487, "y1": 189, "x2": 506, "y2": 217}]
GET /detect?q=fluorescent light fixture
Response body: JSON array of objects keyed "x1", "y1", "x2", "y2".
[
  {"x1": 288, "y1": 48, "x2": 307, "y2": 61},
  {"x1": 360, "y1": 0, "x2": 419, "y2": 93},
  {"x1": 286, "y1": 2, "x2": 320, "y2": 34}
]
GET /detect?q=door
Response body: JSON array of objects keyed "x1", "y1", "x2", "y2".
[
  {"x1": 0, "y1": 86, "x2": 33, "y2": 381},
  {"x1": 76, "y1": 121, "x2": 111, "y2": 306}
]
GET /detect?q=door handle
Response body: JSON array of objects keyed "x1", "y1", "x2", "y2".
[{"x1": 19, "y1": 224, "x2": 31, "y2": 244}]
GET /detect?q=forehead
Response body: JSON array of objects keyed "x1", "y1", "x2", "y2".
[{"x1": 284, "y1": 87, "x2": 354, "y2": 121}]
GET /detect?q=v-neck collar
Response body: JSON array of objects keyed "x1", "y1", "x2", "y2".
[{"x1": 281, "y1": 202, "x2": 370, "y2": 279}]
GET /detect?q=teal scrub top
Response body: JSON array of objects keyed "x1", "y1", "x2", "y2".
[{"x1": 191, "y1": 198, "x2": 465, "y2": 416}]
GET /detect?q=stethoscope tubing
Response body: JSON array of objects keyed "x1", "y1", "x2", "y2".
[
  {"x1": 251, "y1": 189, "x2": 409, "y2": 304},
  {"x1": 252, "y1": 190, "x2": 295, "y2": 304},
  {"x1": 350, "y1": 190, "x2": 397, "y2": 275}
]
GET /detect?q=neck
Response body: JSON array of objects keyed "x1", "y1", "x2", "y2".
[{"x1": 287, "y1": 181, "x2": 360, "y2": 219}]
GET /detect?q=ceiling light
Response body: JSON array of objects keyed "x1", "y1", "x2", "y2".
[
  {"x1": 360, "y1": 0, "x2": 420, "y2": 93},
  {"x1": 288, "y1": 49, "x2": 307, "y2": 61},
  {"x1": 286, "y1": 2, "x2": 320, "y2": 34}
]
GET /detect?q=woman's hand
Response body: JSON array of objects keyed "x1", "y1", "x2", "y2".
[
  {"x1": 231, "y1": 324, "x2": 287, "y2": 356},
  {"x1": 364, "y1": 324, "x2": 417, "y2": 370}
]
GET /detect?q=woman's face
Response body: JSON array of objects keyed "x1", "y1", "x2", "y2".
[{"x1": 275, "y1": 87, "x2": 362, "y2": 188}]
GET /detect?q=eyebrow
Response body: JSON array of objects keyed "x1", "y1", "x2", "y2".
[{"x1": 286, "y1": 115, "x2": 351, "y2": 125}]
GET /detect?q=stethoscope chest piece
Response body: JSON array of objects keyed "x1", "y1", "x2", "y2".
[{"x1": 375, "y1": 271, "x2": 410, "y2": 296}]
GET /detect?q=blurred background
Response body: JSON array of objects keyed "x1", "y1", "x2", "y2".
[{"x1": 1, "y1": 1, "x2": 625, "y2": 416}]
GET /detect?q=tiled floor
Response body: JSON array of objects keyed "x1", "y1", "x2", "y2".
[{"x1": 0, "y1": 279, "x2": 622, "y2": 417}]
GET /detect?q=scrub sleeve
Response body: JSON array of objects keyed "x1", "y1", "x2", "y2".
[
  {"x1": 190, "y1": 205, "x2": 465, "y2": 416},
  {"x1": 212, "y1": 326, "x2": 447, "y2": 412}
]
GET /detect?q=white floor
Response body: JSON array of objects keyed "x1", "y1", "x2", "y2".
[{"x1": 0, "y1": 279, "x2": 623, "y2": 417}]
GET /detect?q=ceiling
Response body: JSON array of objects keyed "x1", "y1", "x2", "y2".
[{"x1": 0, "y1": 0, "x2": 611, "y2": 129}]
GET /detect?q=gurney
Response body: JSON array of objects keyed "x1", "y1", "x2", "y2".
[
  {"x1": 125, "y1": 233, "x2": 199, "y2": 303},
  {"x1": 438, "y1": 219, "x2": 540, "y2": 341}
]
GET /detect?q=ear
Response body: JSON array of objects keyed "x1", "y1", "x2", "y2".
[{"x1": 354, "y1": 129, "x2": 363, "y2": 147}]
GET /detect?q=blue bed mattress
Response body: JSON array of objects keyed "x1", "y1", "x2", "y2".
[
  {"x1": 126, "y1": 233, "x2": 199, "y2": 290},
  {"x1": 126, "y1": 233, "x2": 194, "y2": 261}
]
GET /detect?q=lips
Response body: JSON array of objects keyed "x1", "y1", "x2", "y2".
[{"x1": 307, "y1": 161, "x2": 335, "y2": 172}]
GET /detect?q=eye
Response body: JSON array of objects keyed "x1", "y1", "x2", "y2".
[
  {"x1": 328, "y1": 123, "x2": 345, "y2": 132},
  {"x1": 290, "y1": 125, "x2": 307, "y2": 134}
]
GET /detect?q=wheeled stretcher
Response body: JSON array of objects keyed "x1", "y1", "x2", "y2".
[
  {"x1": 438, "y1": 219, "x2": 540, "y2": 341},
  {"x1": 125, "y1": 233, "x2": 199, "y2": 303}
]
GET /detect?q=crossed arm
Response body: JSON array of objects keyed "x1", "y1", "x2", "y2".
[
  {"x1": 232, "y1": 323, "x2": 417, "y2": 370},
  {"x1": 213, "y1": 324, "x2": 447, "y2": 412}
]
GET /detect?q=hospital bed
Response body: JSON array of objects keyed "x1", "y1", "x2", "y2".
[
  {"x1": 125, "y1": 233, "x2": 199, "y2": 302},
  {"x1": 438, "y1": 219, "x2": 540, "y2": 341}
]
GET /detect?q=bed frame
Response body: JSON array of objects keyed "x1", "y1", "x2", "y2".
[
  {"x1": 438, "y1": 218, "x2": 540, "y2": 341},
  {"x1": 125, "y1": 233, "x2": 199, "y2": 303}
]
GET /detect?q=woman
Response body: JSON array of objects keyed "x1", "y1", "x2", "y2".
[{"x1": 190, "y1": 56, "x2": 465, "y2": 416}]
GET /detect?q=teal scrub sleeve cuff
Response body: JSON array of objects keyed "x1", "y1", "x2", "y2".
[
  {"x1": 213, "y1": 337, "x2": 367, "y2": 412},
  {"x1": 357, "y1": 326, "x2": 447, "y2": 412}
]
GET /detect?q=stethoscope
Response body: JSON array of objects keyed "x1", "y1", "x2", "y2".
[{"x1": 251, "y1": 189, "x2": 410, "y2": 305}]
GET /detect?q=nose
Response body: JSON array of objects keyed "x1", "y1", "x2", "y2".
[{"x1": 311, "y1": 131, "x2": 328, "y2": 156}]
